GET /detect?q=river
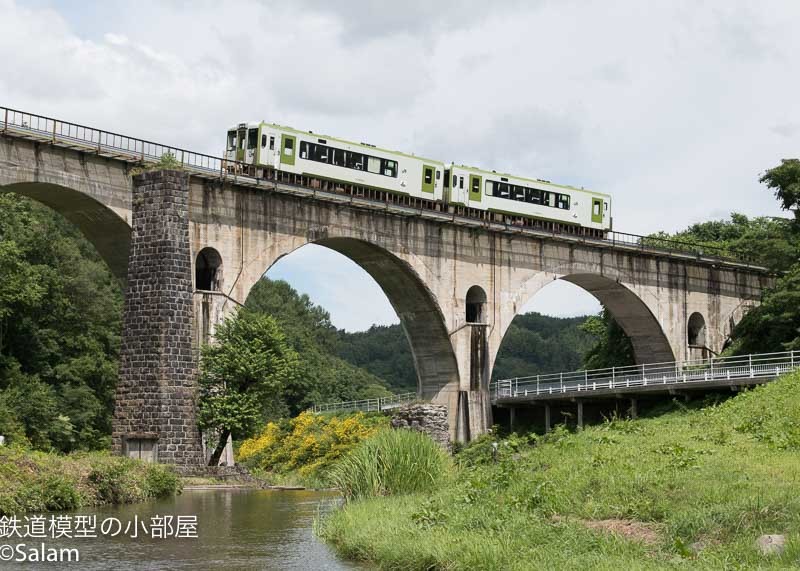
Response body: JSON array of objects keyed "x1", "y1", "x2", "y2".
[{"x1": 5, "y1": 489, "x2": 364, "y2": 570}]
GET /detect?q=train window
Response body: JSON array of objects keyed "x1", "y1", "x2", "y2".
[
  {"x1": 367, "y1": 156, "x2": 381, "y2": 174},
  {"x1": 383, "y1": 160, "x2": 397, "y2": 177},
  {"x1": 471, "y1": 177, "x2": 480, "y2": 194},
  {"x1": 512, "y1": 185, "x2": 524, "y2": 201},
  {"x1": 227, "y1": 131, "x2": 236, "y2": 151},
  {"x1": 436, "y1": 170, "x2": 441, "y2": 180},
  {"x1": 453, "y1": 175, "x2": 458, "y2": 187},
  {"x1": 261, "y1": 134, "x2": 267, "y2": 148},
  {"x1": 347, "y1": 151, "x2": 364, "y2": 170},
  {"x1": 593, "y1": 202, "x2": 600, "y2": 216},
  {"x1": 312, "y1": 144, "x2": 327, "y2": 162},
  {"x1": 333, "y1": 148, "x2": 346, "y2": 166},
  {"x1": 484, "y1": 180, "x2": 492, "y2": 195},
  {"x1": 299, "y1": 141, "x2": 310, "y2": 159},
  {"x1": 557, "y1": 194, "x2": 570, "y2": 209},
  {"x1": 459, "y1": 176, "x2": 464, "y2": 189},
  {"x1": 284, "y1": 137, "x2": 294, "y2": 155},
  {"x1": 269, "y1": 136, "x2": 275, "y2": 150},
  {"x1": 604, "y1": 201, "x2": 608, "y2": 213},
  {"x1": 424, "y1": 167, "x2": 433, "y2": 184},
  {"x1": 248, "y1": 129, "x2": 257, "y2": 149}
]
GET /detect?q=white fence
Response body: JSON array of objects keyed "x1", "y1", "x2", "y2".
[
  {"x1": 492, "y1": 350, "x2": 800, "y2": 401},
  {"x1": 310, "y1": 392, "x2": 418, "y2": 414}
]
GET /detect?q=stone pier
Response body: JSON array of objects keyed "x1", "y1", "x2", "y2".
[{"x1": 111, "y1": 170, "x2": 204, "y2": 466}]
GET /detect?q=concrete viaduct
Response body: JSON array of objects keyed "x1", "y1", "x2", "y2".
[{"x1": 0, "y1": 109, "x2": 771, "y2": 466}]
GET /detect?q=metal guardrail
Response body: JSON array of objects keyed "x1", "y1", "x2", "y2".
[
  {"x1": 310, "y1": 392, "x2": 418, "y2": 414},
  {"x1": 492, "y1": 350, "x2": 800, "y2": 401},
  {"x1": 0, "y1": 105, "x2": 766, "y2": 269}
]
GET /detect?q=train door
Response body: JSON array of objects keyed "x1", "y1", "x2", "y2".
[
  {"x1": 246, "y1": 127, "x2": 258, "y2": 164},
  {"x1": 469, "y1": 174, "x2": 482, "y2": 205},
  {"x1": 236, "y1": 126, "x2": 246, "y2": 162},
  {"x1": 280, "y1": 133, "x2": 296, "y2": 167},
  {"x1": 452, "y1": 171, "x2": 467, "y2": 204},
  {"x1": 421, "y1": 164, "x2": 436, "y2": 194},
  {"x1": 591, "y1": 197, "x2": 603, "y2": 224}
]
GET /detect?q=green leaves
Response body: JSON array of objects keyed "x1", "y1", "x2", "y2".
[
  {"x1": 579, "y1": 309, "x2": 635, "y2": 370},
  {"x1": 760, "y1": 158, "x2": 800, "y2": 222},
  {"x1": 0, "y1": 194, "x2": 122, "y2": 452},
  {"x1": 197, "y1": 310, "x2": 299, "y2": 439}
]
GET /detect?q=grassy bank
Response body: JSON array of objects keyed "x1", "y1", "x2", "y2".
[
  {"x1": 320, "y1": 371, "x2": 800, "y2": 569},
  {"x1": 0, "y1": 448, "x2": 181, "y2": 515}
]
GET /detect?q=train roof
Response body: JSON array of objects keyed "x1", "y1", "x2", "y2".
[
  {"x1": 451, "y1": 164, "x2": 611, "y2": 198},
  {"x1": 229, "y1": 121, "x2": 610, "y2": 198},
  {"x1": 229, "y1": 121, "x2": 444, "y2": 165}
]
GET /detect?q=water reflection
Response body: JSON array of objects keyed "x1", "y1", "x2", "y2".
[{"x1": 6, "y1": 489, "x2": 364, "y2": 571}]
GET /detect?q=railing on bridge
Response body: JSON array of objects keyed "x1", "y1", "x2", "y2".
[
  {"x1": 492, "y1": 350, "x2": 800, "y2": 401},
  {"x1": 0, "y1": 105, "x2": 764, "y2": 268},
  {"x1": 310, "y1": 392, "x2": 418, "y2": 414}
]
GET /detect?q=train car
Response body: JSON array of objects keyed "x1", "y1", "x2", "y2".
[
  {"x1": 447, "y1": 164, "x2": 612, "y2": 233},
  {"x1": 225, "y1": 121, "x2": 446, "y2": 202}
]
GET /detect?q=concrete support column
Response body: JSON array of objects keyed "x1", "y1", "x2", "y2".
[
  {"x1": 544, "y1": 404, "x2": 551, "y2": 433},
  {"x1": 112, "y1": 170, "x2": 204, "y2": 466},
  {"x1": 577, "y1": 401, "x2": 584, "y2": 430},
  {"x1": 630, "y1": 398, "x2": 638, "y2": 419}
]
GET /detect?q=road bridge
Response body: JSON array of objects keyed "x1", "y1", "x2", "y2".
[
  {"x1": 0, "y1": 107, "x2": 772, "y2": 465},
  {"x1": 492, "y1": 350, "x2": 798, "y2": 430}
]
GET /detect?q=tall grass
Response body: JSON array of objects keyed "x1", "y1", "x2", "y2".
[
  {"x1": 322, "y1": 371, "x2": 800, "y2": 569},
  {"x1": 329, "y1": 429, "x2": 451, "y2": 501}
]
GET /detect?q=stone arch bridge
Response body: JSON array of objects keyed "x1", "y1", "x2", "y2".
[{"x1": 0, "y1": 110, "x2": 771, "y2": 465}]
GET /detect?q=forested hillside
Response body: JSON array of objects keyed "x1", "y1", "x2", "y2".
[
  {"x1": 243, "y1": 279, "x2": 393, "y2": 414},
  {"x1": 0, "y1": 194, "x2": 123, "y2": 452},
  {"x1": 335, "y1": 312, "x2": 597, "y2": 389}
]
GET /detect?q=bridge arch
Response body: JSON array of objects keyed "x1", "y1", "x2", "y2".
[
  {"x1": 492, "y1": 267, "x2": 676, "y2": 382},
  {"x1": 0, "y1": 182, "x2": 131, "y2": 283},
  {"x1": 245, "y1": 237, "x2": 460, "y2": 401}
]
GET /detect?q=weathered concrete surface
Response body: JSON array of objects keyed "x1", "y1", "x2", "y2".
[
  {"x1": 0, "y1": 137, "x2": 132, "y2": 282},
  {"x1": 188, "y1": 179, "x2": 768, "y2": 440},
  {"x1": 0, "y1": 134, "x2": 772, "y2": 452}
]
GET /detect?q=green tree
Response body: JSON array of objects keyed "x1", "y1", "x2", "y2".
[
  {"x1": 727, "y1": 263, "x2": 800, "y2": 354},
  {"x1": 760, "y1": 158, "x2": 800, "y2": 222},
  {"x1": 198, "y1": 309, "x2": 299, "y2": 465},
  {"x1": 245, "y1": 278, "x2": 392, "y2": 411},
  {"x1": 0, "y1": 194, "x2": 122, "y2": 451},
  {"x1": 579, "y1": 309, "x2": 635, "y2": 370}
]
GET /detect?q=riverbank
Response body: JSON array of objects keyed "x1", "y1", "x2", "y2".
[
  {"x1": 320, "y1": 371, "x2": 800, "y2": 569},
  {"x1": 0, "y1": 447, "x2": 181, "y2": 515}
]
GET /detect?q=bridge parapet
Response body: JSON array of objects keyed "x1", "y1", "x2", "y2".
[
  {"x1": 492, "y1": 350, "x2": 799, "y2": 404},
  {"x1": 0, "y1": 105, "x2": 768, "y2": 271},
  {"x1": 310, "y1": 392, "x2": 419, "y2": 414}
]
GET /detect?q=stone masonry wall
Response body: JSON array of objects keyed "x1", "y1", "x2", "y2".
[
  {"x1": 112, "y1": 170, "x2": 204, "y2": 466},
  {"x1": 390, "y1": 404, "x2": 451, "y2": 450}
]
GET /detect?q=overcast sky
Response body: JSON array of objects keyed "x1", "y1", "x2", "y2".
[{"x1": 3, "y1": 0, "x2": 798, "y2": 330}]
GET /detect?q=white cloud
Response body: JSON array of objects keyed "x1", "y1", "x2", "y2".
[{"x1": 3, "y1": 0, "x2": 799, "y2": 329}]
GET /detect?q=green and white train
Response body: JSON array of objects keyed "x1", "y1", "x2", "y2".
[{"x1": 225, "y1": 121, "x2": 612, "y2": 235}]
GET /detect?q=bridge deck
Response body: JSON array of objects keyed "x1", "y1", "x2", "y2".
[
  {"x1": 492, "y1": 351, "x2": 799, "y2": 405},
  {"x1": 0, "y1": 105, "x2": 768, "y2": 273}
]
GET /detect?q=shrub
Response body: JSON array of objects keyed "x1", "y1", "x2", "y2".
[
  {"x1": 237, "y1": 411, "x2": 389, "y2": 483},
  {"x1": 143, "y1": 465, "x2": 182, "y2": 498},
  {"x1": 329, "y1": 429, "x2": 451, "y2": 501}
]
